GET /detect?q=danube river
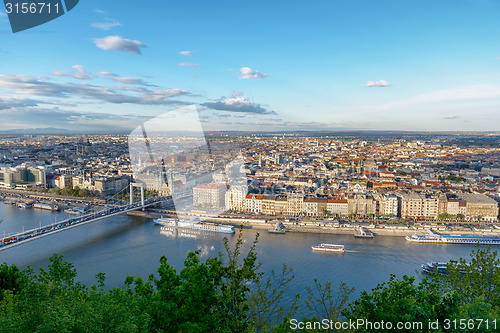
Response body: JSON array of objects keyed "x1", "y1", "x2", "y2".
[{"x1": 0, "y1": 202, "x2": 483, "y2": 309}]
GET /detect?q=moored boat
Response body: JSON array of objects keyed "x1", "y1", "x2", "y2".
[
  {"x1": 421, "y1": 261, "x2": 468, "y2": 275},
  {"x1": 421, "y1": 262, "x2": 448, "y2": 274},
  {"x1": 354, "y1": 226, "x2": 374, "y2": 238},
  {"x1": 153, "y1": 217, "x2": 235, "y2": 234},
  {"x1": 406, "y1": 232, "x2": 500, "y2": 245},
  {"x1": 311, "y1": 243, "x2": 345, "y2": 252},
  {"x1": 33, "y1": 203, "x2": 60, "y2": 212}
]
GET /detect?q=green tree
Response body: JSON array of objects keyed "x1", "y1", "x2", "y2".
[
  {"x1": 0, "y1": 263, "x2": 24, "y2": 301},
  {"x1": 48, "y1": 187, "x2": 61, "y2": 195},
  {"x1": 342, "y1": 275, "x2": 459, "y2": 333},
  {"x1": 78, "y1": 188, "x2": 90, "y2": 197},
  {"x1": 432, "y1": 246, "x2": 500, "y2": 305},
  {"x1": 61, "y1": 185, "x2": 73, "y2": 196},
  {"x1": 248, "y1": 264, "x2": 299, "y2": 332},
  {"x1": 438, "y1": 213, "x2": 453, "y2": 220},
  {"x1": 302, "y1": 280, "x2": 354, "y2": 333}
]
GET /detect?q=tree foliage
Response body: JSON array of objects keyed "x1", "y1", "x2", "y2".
[
  {"x1": 2, "y1": 240, "x2": 500, "y2": 332},
  {"x1": 0, "y1": 231, "x2": 298, "y2": 332}
]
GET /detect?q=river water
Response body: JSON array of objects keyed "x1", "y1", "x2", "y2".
[{"x1": 0, "y1": 202, "x2": 483, "y2": 312}]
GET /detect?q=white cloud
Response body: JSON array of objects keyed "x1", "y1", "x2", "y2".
[
  {"x1": 52, "y1": 65, "x2": 93, "y2": 80},
  {"x1": 110, "y1": 77, "x2": 143, "y2": 84},
  {"x1": 109, "y1": 77, "x2": 155, "y2": 86},
  {"x1": 0, "y1": 11, "x2": 7, "y2": 17},
  {"x1": 0, "y1": 74, "x2": 189, "y2": 105},
  {"x1": 93, "y1": 9, "x2": 106, "y2": 14},
  {"x1": 0, "y1": 97, "x2": 43, "y2": 110},
  {"x1": 236, "y1": 67, "x2": 268, "y2": 80},
  {"x1": 93, "y1": 36, "x2": 147, "y2": 55},
  {"x1": 72, "y1": 73, "x2": 91, "y2": 80},
  {"x1": 178, "y1": 62, "x2": 199, "y2": 67},
  {"x1": 52, "y1": 71, "x2": 66, "y2": 77},
  {"x1": 98, "y1": 71, "x2": 117, "y2": 76},
  {"x1": 365, "y1": 80, "x2": 391, "y2": 87},
  {"x1": 202, "y1": 96, "x2": 274, "y2": 114},
  {"x1": 71, "y1": 65, "x2": 86, "y2": 73},
  {"x1": 444, "y1": 115, "x2": 459, "y2": 119},
  {"x1": 91, "y1": 19, "x2": 122, "y2": 31},
  {"x1": 179, "y1": 50, "x2": 193, "y2": 56}
]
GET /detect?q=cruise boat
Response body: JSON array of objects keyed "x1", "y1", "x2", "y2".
[
  {"x1": 153, "y1": 217, "x2": 235, "y2": 234},
  {"x1": 311, "y1": 243, "x2": 345, "y2": 252},
  {"x1": 33, "y1": 203, "x2": 60, "y2": 212},
  {"x1": 421, "y1": 262, "x2": 448, "y2": 274},
  {"x1": 354, "y1": 226, "x2": 374, "y2": 238},
  {"x1": 421, "y1": 261, "x2": 469, "y2": 275},
  {"x1": 406, "y1": 231, "x2": 500, "y2": 245}
]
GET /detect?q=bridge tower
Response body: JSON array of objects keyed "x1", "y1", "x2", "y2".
[{"x1": 129, "y1": 183, "x2": 145, "y2": 208}]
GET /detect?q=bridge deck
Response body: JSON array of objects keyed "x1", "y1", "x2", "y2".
[{"x1": 0, "y1": 197, "x2": 167, "y2": 251}]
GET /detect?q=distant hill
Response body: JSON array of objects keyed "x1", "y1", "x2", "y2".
[
  {"x1": 0, "y1": 128, "x2": 73, "y2": 135},
  {"x1": 0, "y1": 128, "x2": 130, "y2": 135}
]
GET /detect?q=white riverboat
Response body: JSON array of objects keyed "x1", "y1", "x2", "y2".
[
  {"x1": 154, "y1": 217, "x2": 235, "y2": 234},
  {"x1": 33, "y1": 203, "x2": 60, "y2": 212},
  {"x1": 406, "y1": 230, "x2": 500, "y2": 245},
  {"x1": 311, "y1": 243, "x2": 345, "y2": 253}
]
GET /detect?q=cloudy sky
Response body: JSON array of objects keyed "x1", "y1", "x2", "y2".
[{"x1": 1, "y1": 0, "x2": 500, "y2": 132}]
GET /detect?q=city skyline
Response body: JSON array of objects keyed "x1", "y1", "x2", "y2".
[{"x1": 1, "y1": 0, "x2": 500, "y2": 132}]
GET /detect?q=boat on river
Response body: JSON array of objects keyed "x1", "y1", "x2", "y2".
[
  {"x1": 354, "y1": 226, "x2": 374, "y2": 238},
  {"x1": 154, "y1": 217, "x2": 235, "y2": 234},
  {"x1": 311, "y1": 243, "x2": 345, "y2": 253},
  {"x1": 33, "y1": 203, "x2": 60, "y2": 212},
  {"x1": 421, "y1": 262, "x2": 448, "y2": 274},
  {"x1": 406, "y1": 230, "x2": 500, "y2": 245}
]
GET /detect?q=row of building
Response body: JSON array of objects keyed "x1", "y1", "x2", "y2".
[{"x1": 193, "y1": 184, "x2": 499, "y2": 221}]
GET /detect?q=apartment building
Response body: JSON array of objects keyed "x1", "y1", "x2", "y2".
[
  {"x1": 224, "y1": 185, "x2": 248, "y2": 212},
  {"x1": 262, "y1": 195, "x2": 277, "y2": 215},
  {"x1": 422, "y1": 195, "x2": 439, "y2": 219},
  {"x1": 462, "y1": 193, "x2": 499, "y2": 221},
  {"x1": 399, "y1": 192, "x2": 423, "y2": 219},
  {"x1": 287, "y1": 193, "x2": 304, "y2": 216},
  {"x1": 275, "y1": 196, "x2": 288, "y2": 215},
  {"x1": 348, "y1": 195, "x2": 376, "y2": 216},
  {"x1": 381, "y1": 194, "x2": 399, "y2": 217},
  {"x1": 327, "y1": 198, "x2": 348, "y2": 216},
  {"x1": 245, "y1": 194, "x2": 263, "y2": 214},
  {"x1": 304, "y1": 197, "x2": 319, "y2": 217},
  {"x1": 193, "y1": 183, "x2": 227, "y2": 209}
]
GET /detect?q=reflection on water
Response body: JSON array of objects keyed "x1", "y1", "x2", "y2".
[{"x1": 159, "y1": 226, "x2": 234, "y2": 241}]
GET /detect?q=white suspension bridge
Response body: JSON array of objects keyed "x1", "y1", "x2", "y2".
[{"x1": 0, "y1": 183, "x2": 169, "y2": 251}]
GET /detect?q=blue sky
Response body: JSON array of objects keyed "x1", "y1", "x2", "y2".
[{"x1": 1, "y1": 0, "x2": 500, "y2": 132}]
